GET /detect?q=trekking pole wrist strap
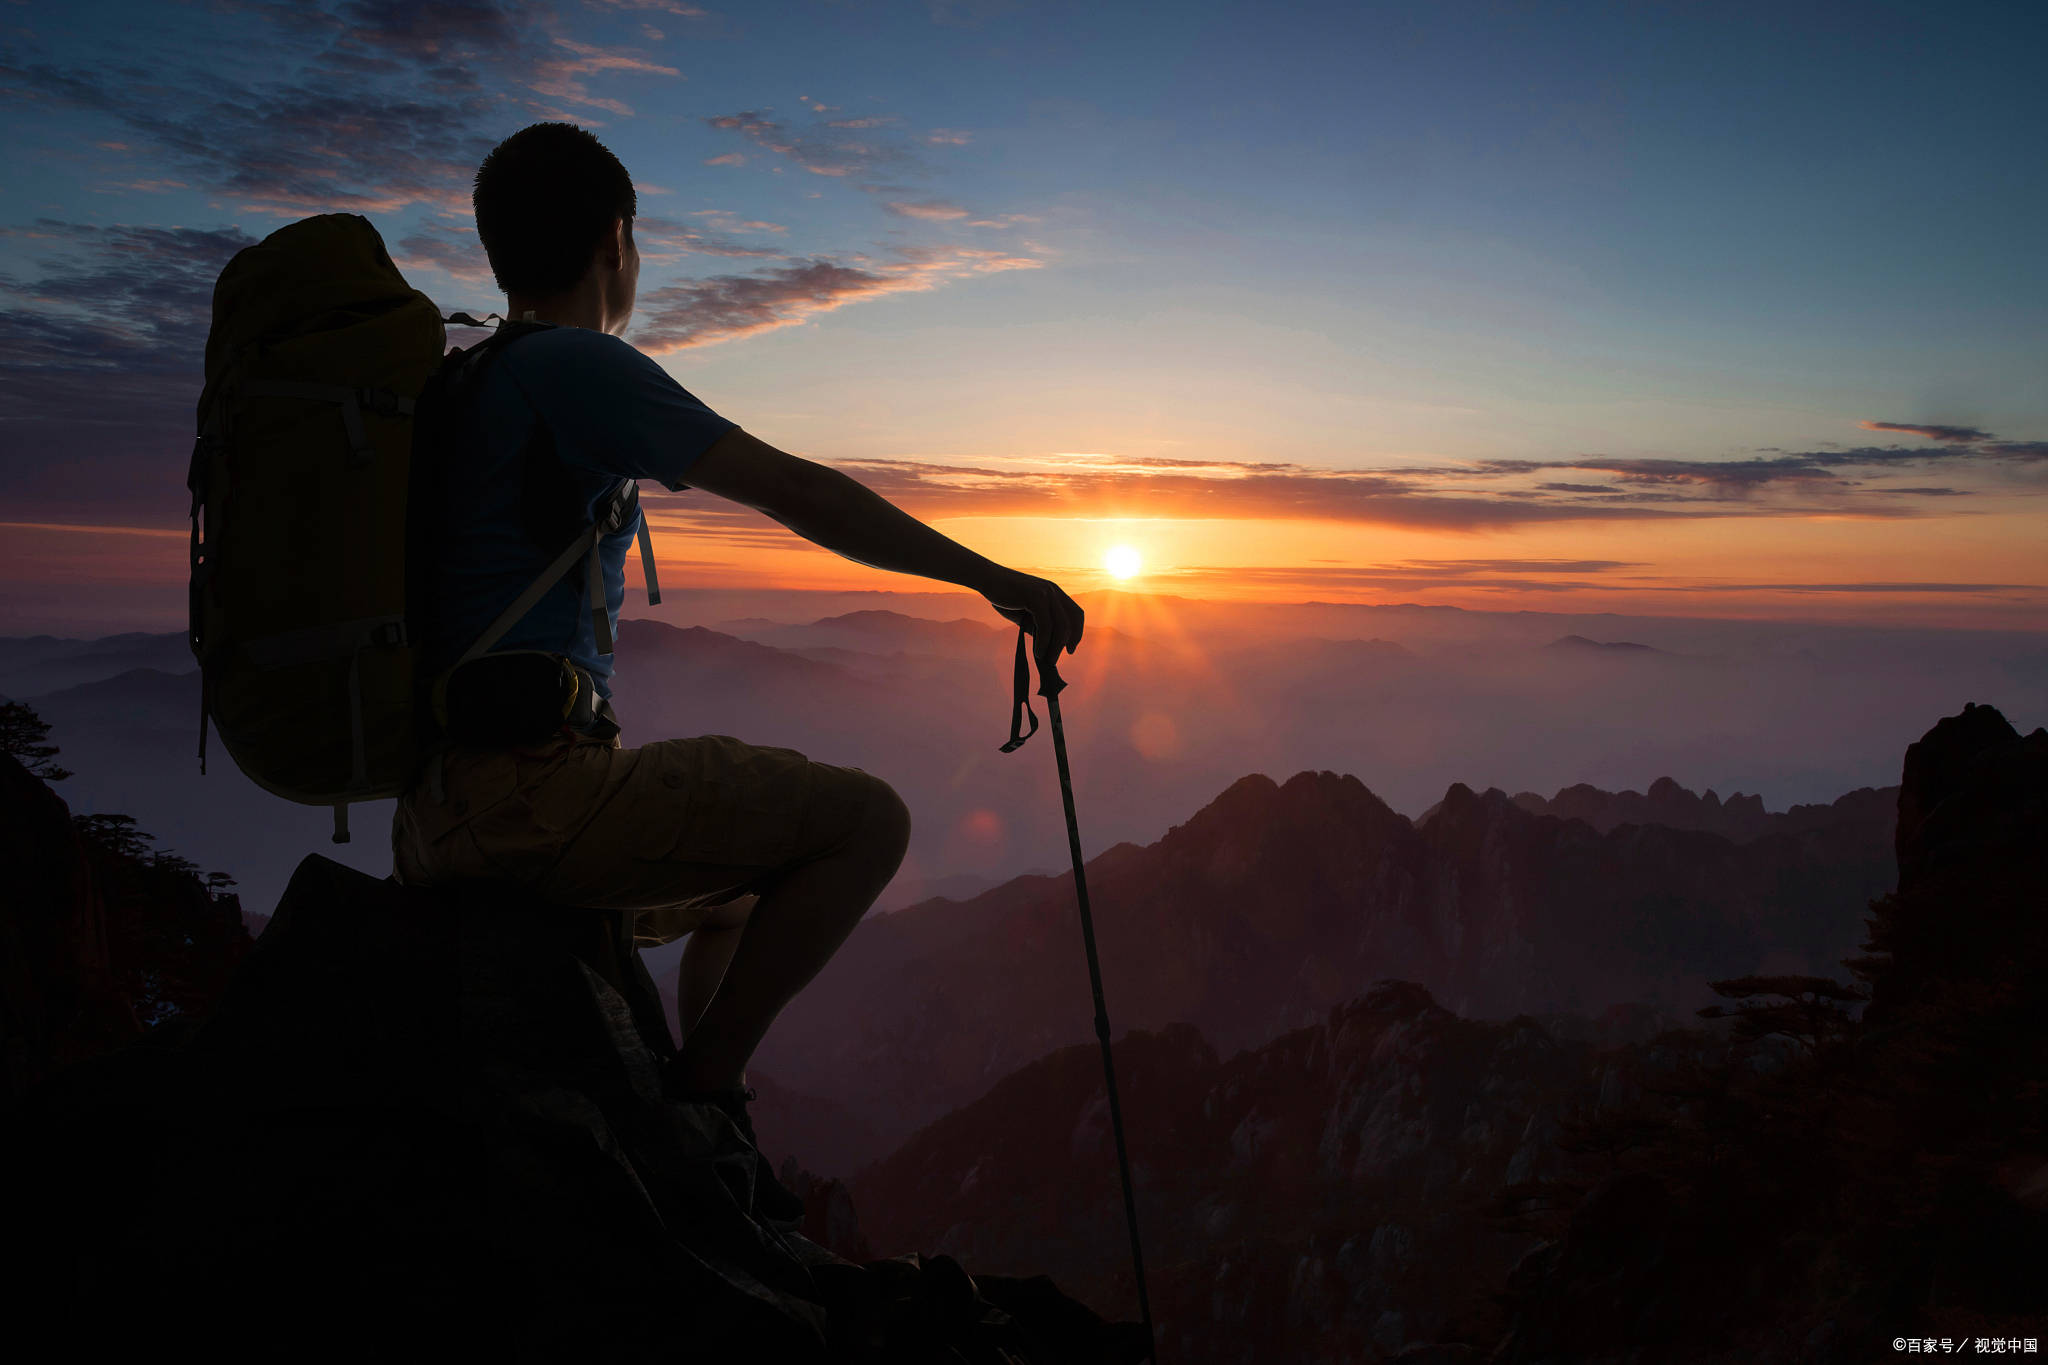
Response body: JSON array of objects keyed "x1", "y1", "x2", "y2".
[{"x1": 999, "y1": 623, "x2": 1039, "y2": 753}]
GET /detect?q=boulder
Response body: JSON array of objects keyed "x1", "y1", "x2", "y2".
[{"x1": 9, "y1": 854, "x2": 1149, "y2": 1363}]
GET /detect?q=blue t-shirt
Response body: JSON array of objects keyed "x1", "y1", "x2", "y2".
[{"x1": 432, "y1": 324, "x2": 736, "y2": 698}]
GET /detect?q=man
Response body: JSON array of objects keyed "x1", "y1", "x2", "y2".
[{"x1": 391, "y1": 123, "x2": 1083, "y2": 1215}]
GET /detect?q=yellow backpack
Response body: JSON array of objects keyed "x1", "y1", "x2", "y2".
[{"x1": 188, "y1": 213, "x2": 658, "y2": 843}]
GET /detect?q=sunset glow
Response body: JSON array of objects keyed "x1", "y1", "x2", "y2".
[
  {"x1": 0, "y1": 2, "x2": 2041, "y2": 637},
  {"x1": 1104, "y1": 545, "x2": 1143, "y2": 581}
]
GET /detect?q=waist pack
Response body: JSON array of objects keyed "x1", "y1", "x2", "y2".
[
  {"x1": 188, "y1": 212, "x2": 659, "y2": 844},
  {"x1": 440, "y1": 652, "x2": 620, "y2": 750}
]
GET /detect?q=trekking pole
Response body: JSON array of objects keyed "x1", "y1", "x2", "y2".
[{"x1": 998, "y1": 625, "x2": 1158, "y2": 1363}]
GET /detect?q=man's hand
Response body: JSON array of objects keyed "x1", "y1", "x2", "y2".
[{"x1": 983, "y1": 568, "x2": 1084, "y2": 687}]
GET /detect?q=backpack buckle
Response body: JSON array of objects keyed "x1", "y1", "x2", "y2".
[{"x1": 355, "y1": 387, "x2": 414, "y2": 419}]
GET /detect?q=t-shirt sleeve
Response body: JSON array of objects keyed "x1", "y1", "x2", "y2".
[{"x1": 501, "y1": 327, "x2": 736, "y2": 492}]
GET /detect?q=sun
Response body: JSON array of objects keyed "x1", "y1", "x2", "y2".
[{"x1": 1104, "y1": 545, "x2": 1143, "y2": 581}]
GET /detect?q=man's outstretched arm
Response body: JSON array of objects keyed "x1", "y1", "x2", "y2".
[{"x1": 683, "y1": 428, "x2": 1084, "y2": 671}]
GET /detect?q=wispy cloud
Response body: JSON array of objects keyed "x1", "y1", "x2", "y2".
[
  {"x1": 883, "y1": 199, "x2": 972, "y2": 221},
  {"x1": 0, "y1": 2, "x2": 523, "y2": 217},
  {"x1": 703, "y1": 108, "x2": 919, "y2": 179},
  {"x1": 1858, "y1": 420, "x2": 1992, "y2": 442},
  {"x1": 529, "y1": 34, "x2": 681, "y2": 119},
  {"x1": 1148, "y1": 564, "x2": 2045, "y2": 601},
  {"x1": 630, "y1": 243, "x2": 1043, "y2": 350},
  {"x1": 582, "y1": 0, "x2": 710, "y2": 16},
  {"x1": 391, "y1": 222, "x2": 495, "y2": 281},
  {"x1": 636, "y1": 435, "x2": 2043, "y2": 534},
  {"x1": 634, "y1": 213, "x2": 786, "y2": 259},
  {"x1": 0, "y1": 219, "x2": 255, "y2": 428}
]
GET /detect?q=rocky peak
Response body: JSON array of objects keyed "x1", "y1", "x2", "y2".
[{"x1": 1894, "y1": 700, "x2": 2037, "y2": 886}]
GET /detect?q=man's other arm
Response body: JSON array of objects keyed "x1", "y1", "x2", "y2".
[{"x1": 683, "y1": 428, "x2": 1083, "y2": 666}]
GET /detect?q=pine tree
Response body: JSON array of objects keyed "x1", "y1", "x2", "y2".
[
  {"x1": 0, "y1": 700, "x2": 73, "y2": 781},
  {"x1": 1695, "y1": 974, "x2": 1867, "y2": 1059}
]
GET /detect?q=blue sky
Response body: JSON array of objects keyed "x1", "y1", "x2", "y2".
[{"x1": 2, "y1": 0, "x2": 2045, "y2": 627}]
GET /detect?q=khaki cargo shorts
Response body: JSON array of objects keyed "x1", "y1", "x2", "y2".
[{"x1": 391, "y1": 731, "x2": 881, "y2": 947}]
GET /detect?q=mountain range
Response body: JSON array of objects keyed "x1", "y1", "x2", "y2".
[{"x1": 750, "y1": 760, "x2": 1896, "y2": 1161}]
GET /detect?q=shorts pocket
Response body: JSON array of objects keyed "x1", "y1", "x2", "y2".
[{"x1": 645, "y1": 735, "x2": 814, "y2": 870}]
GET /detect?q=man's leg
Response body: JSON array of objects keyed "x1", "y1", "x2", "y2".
[
  {"x1": 676, "y1": 897, "x2": 753, "y2": 1040},
  {"x1": 668, "y1": 769, "x2": 910, "y2": 1094}
]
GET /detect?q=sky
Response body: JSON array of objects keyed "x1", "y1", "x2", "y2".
[{"x1": 2, "y1": 0, "x2": 2045, "y2": 635}]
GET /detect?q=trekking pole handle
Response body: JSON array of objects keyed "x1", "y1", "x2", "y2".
[{"x1": 1036, "y1": 648, "x2": 1064, "y2": 697}]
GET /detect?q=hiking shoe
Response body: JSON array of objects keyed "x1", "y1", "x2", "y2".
[{"x1": 671, "y1": 1083, "x2": 808, "y2": 1225}]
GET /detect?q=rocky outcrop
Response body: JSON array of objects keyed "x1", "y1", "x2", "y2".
[
  {"x1": 7, "y1": 853, "x2": 1148, "y2": 1362},
  {"x1": 0, "y1": 749, "x2": 136, "y2": 1097},
  {"x1": 1487, "y1": 704, "x2": 2048, "y2": 1362},
  {"x1": 0, "y1": 749, "x2": 251, "y2": 1101}
]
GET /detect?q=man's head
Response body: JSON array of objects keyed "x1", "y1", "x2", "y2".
[{"x1": 474, "y1": 122, "x2": 639, "y2": 332}]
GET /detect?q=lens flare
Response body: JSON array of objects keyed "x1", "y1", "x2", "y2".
[{"x1": 1104, "y1": 545, "x2": 1142, "y2": 580}]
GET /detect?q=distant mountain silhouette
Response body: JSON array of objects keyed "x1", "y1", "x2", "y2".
[
  {"x1": 1413, "y1": 774, "x2": 1899, "y2": 844},
  {"x1": 0, "y1": 630, "x2": 192, "y2": 699},
  {"x1": 753, "y1": 764, "x2": 1897, "y2": 1160},
  {"x1": 714, "y1": 609, "x2": 1005, "y2": 655},
  {"x1": 1546, "y1": 634, "x2": 1663, "y2": 654}
]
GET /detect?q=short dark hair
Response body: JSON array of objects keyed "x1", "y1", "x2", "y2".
[{"x1": 473, "y1": 123, "x2": 637, "y2": 296}]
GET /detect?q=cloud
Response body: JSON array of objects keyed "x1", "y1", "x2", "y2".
[
  {"x1": 391, "y1": 223, "x2": 495, "y2": 281},
  {"x1": 1858, "y1": 420, "x2": 1992, "y2": 442},
  {"x1": 686, "y1": 208, "x2": 786, "y2": 233},
  {"x1": 1141, "y1": 564, "x2": 2045, "y2": 601},
  {"x1": 0, "y1": 221, "x2": 258, "y2": 522},
  {"x1": 0, "y1": 8, "x2": 510, "y2": 218},
  {"x1": 641, "y1": 453, "x2": 1690, "y2": 531},
  {"x1": 1489, "y1": 438, "x2": 2045, "y2": 497},
  {"x1": 883, "y1": 199, "x2": 971, "y2": 221},
  {"x1": 704, "y1": 152, "x2": 746, "y2": 166},
  {"x1": 629, "y1": 243, "x2": 1043, "y2": 350},
  {"x1": 703, "y1": 107, "x2": 920, "y2": 179},
  {"x1": 582, "y1": 0, "x2": 709, "y2": 15},
  {"x1": 529, "y1": 35, "x2": 681, "y2": 119},
  {"x1": 0, "y1": 220, "x2": 256, "y2": 428},
  {"x1": 1, "y1": 2, "x2": 680, "y2": 222},
  {"x1": 629, "y1": 432, "x2": 2048, "y2": 536},
  {"x1": 1398, "y1": 559, "x2": 1642, "y2": 574},
  {"x1": 633, "y1": 213, "x2": 786, "y2": 259},
  {"x1": 1669, "y1": 581, "x2": 2043, "y2": 595},
  {"x1": 924, "y1": 129, "x2": 973, "y2": 146}
]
